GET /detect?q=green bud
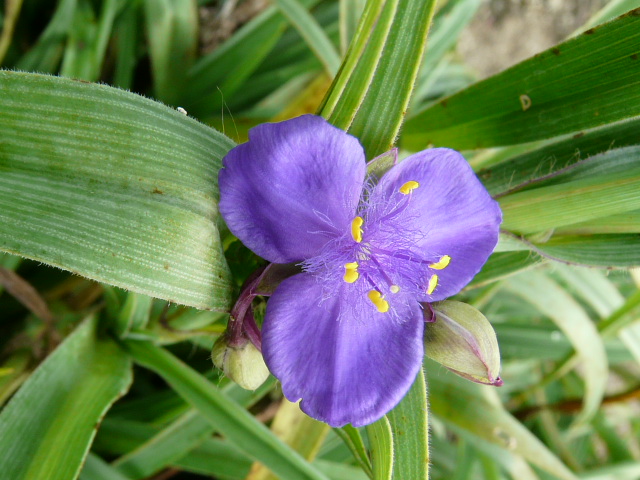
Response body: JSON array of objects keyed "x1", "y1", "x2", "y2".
[
  {"x1": 212, "y1": 336, "x2": 270, "y2": 390},
  {"x1": 426, "y1": 300, "x2": 502, "y2": 386}
]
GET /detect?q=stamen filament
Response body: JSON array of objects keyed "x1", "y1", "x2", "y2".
[
  {"x1": 429, "y1": 255, "x2": 451, "y2": 270},
  {"x1": 368, "y1": 290, "x2": 390, "y2": 313}
]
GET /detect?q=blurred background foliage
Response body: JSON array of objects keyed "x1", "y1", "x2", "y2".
[{"x1": 1, "y1": 0, "x2": 640, "y2": 479}]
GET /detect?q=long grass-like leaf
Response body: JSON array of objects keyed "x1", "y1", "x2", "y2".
[
  {"x1": 0, "y1": 317, "x2": 132, "y2": 480},
  {"x1": 0, "y1": 71, "x2": 234, "y2": 310}
]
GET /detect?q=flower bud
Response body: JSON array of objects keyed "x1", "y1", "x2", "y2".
[
  {"x1": 212, "y1": 336, "x2": 269, "y2": 390},
  {"x1": 425, "y1": 300, "x2": 502, "y2": 386}
]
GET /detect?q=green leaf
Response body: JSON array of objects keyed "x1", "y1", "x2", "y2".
[
  {"x1": 479, "y1": 117, "x2": 640, "y2": 197},
  {"x1": 0, "y1": 0, "x2": 25, "y2": 64},
  {"x1": 333, "y1": 425, "x2": 373, "y2": 479},
  {"x1": 319, "y1": 0, "x2": 438, "y2": 158},
  {"x1": 184, "y1": 0, "x2": 319, "y2": 116},
  {"x1": 411, "y1": 0, "x2": 482, "y2": 107},
  {"x1": 80, "y1": 453, "x2": 132, "y2": 480},
  {"x1": 505, "y1": 270, "x2": 608, "y2": 425},
  {"x1": 532, "y1": 234, "x2": 640, "y2": 268},
  {"x1": 0, "y1": 71, "x2": 234, "y2": 310},
  {"x1": 113, "y1": 409, "x2": 215, "y2": 479},
  {"x1": 247, "y1": 400, "x2": 330, "y2": 480},
  {"x1": 365, "y1": 416, "x2": 394, "y2": 480},
  {"x1": 577, "y1": 0, "x2": 640, "y2": 33},
  {"x1": 273, "y1": 0, "x2": 341, "y2": 75},
  {"x1": 428, "y1": 362, "x2": 579, "y2": 480},
  {"x1": 387, "y1": 369, "x2": 428, "y2": 480},
  {"x1": 60, "y1": 0, "x2": 120, "y2": 81},
  {"x1": 144, "y1": 0, "x2": 199, "y2": 105},
  {"x1": 0, "y1": 317, "x2": 133, "y2": 480},
  {"x1": 499, "y1": 149, "x2": 640, "y2": 234},
  {"x1": 466, "y1": 251, "x2": 544, "y2": 289},
  {"x1": 403, "y1": 10, "x2": 640, "y2": 150},
  {"x1": 15, "y1": 0, "x2": 77, "y2": 73},
  {"x1": 125, "y1": 340, "x2": 329, "y2": 480}
]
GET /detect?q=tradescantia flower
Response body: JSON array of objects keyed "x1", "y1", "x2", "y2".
[{"x1": 219, "y1": 115, "x2": 501, "y2": 427}]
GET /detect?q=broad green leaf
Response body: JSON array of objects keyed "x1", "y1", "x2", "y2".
[
  {"x1": 479, "y1": 117, "x2": 640, "y2": 197},
  {"x1": 144, "y1": 0, "x2": 199, "y2": 105},
  {"x1": 80, "y1": 453, "x2": 131, "y2": 480},
  {"x1": 274, "y1": 0, "x2": 341, "y2": 75},
  {"x1": 365, "y1": 416, "x2": 394, "y2": 480},
  {"x1": 0, "y1": 317, "x2": 132, "y2": 480},
  {"x1": 247, "y1": 400, "x2": 330, "y2": 480},
  {"x1": 428, "y1": 362, "x2": 579, "y2": 480},
  {"x1": 505, "y1": 271, "x2": 608, "y2": 425},
  {"x1": 0, "y1": 71, "x2": 235, "y2": 310},
  {"x1": 387, "y1": 369, "x2": 428, "y2": 480},
  {"x1": 319, "y1": 0, "x2": 438, "y2": 158},
  {"x1": 466, "y1": 251, "x2": 544, "y2": 289},
  {"x1": 499, "y1": 156, "x2": 640, "y2": 234},
  {"x1": 125, "y1": 340, "x2": 329, "y2": 480},
  {"x1": 403, "y1": 10, "x2": 640, "y2": 150},
  {"x1": 556, "y1": 209, "x2": 640, "y2": 235},
  {"x1": 531, "y1": 234, "x2": 640, "y2": 268}
]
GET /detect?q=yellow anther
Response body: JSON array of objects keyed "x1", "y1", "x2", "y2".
[
  {"x1": 429, "y1": 255, "x2": 451, "y2": 270},
  {"x1": 351, "y1": 216, "x2": 364, "y2": 243},
  {"x1": 399, "y1": 180, "x2": 420, "y2": 195},
  {"x1": 343, "y1": 262, "x2": 359, "y2": 283},
  {"x1": 390, "y1": 285, "x2": 400, "y2": 294},
  {"x1": 367, "y1": 290, "x2": 390, "y2": 313},
  {"x1": 426, "y1": 275, "x2": 439, "y2": 295}
]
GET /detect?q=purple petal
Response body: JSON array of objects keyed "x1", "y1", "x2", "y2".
[
  {"x1": 373, "y1": 148, "x2": 501, "y2": 301},
  {"x1": 219, "y1": 115, "x2": 366, "y2": 263},
  {"x1": 262, "y1": 273, "x2": 424, "y2": 427}
]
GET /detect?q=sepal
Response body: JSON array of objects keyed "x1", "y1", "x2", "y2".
[
  {"x1": 425, "y1": 300, "x2": 502, "y2": 386},
  {"x1": 212, "y1": 336, "x2": 270, "y2": 390}
]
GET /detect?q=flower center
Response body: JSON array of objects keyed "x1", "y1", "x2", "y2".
[{"x1": 341, "y1": 180, "x2": 452, "y2": 312}]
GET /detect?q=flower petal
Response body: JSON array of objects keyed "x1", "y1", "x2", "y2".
[
  {"x1": 219, "y1": 115, "x2": 366, "y2": 263},
  {"x1": 262, "y1": 273, "x2": 424, "y2": 427},
  {"x1": 373, "y1": 148, "x2": 501, "y2": 301}
]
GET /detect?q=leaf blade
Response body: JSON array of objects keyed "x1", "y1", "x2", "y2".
[
  {"x1": 0, "y1": 317, "x2": 132, "y2": 480},
  {"x1": 0, "y1": 71, "x2": 235, "y2": 310}
]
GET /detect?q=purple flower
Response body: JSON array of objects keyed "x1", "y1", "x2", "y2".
[{"x1": 219, "y1": 115, "x2": 501, "y2": 427}]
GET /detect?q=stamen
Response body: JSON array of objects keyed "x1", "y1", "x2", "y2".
[
  {"x1": 429, "y1": 255, "x2": 451, "y2": 270},
  {"x1": 343, "y1": 262, "x2": 359, "y2": 283},
  {"x1": 367, "y1": 290, "x2": 389, "y2": 313},
  {"x1": 351, "y1": 216, "x2": 364, "y2": 243},
  {"x1": 426, "y1": 275, "x2": 439, "y2": 295},
  {"x1": 390, "y1": 285, "x2": 400, "y2": 294},
  {"x1": 399, "y1": 180, "x2": 420, "y2": 195}
]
